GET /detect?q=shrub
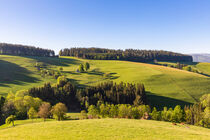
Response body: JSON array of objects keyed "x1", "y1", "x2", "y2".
[
  {"x1": 161, "y1": 107, "x2": 168, "y2": 121},
  {"x1": 78, "y1": 64, "x2": 84, "y2": 72},
  {"x1": 118, "y1": 104, "x2": 130, "y2": 118},
  {"x1": 27, "y1": 107, "x2": 38, "y2": 120},
  {"x1": 5, "y1": 115, "x2": 15, "y2": 126},
  {"x1": 109, "y1": 104, "x2": 118, "y2": 118},
  {"x1": 88, "y1": 105, "x2": 99, "y2": 118},
  {"x1": 150, "y1": 107, "x2": 161, "y2": 120},
  {"x1": 99, "y1": 104, "x2": 109, "y2": 118},
  {"x1": 172, "y1": 105, "x2": 183, "y2": 123},
  {"x1": 57, "y1": 76, "x2": 67, "y2": 86},
  {"x1": 184, "y1": 107, "x2": 192, "y2": 124},
  {"x1": 80, "y1": 110, "x2": 88, "y2": 120},
  {"x1": 84, "y1": 62, "x2": 90, "y2": 71},
  {"x1": 131, "y1": 107, "x2": 140, "y2": 119}
]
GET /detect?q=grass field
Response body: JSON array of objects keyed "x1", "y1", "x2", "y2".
[
  {"x1": 0, "y1": 55, "x2": 210, "y2": 108},
  {"x1": 0, "y1": 118, "x2": 209, "y2": 140}
]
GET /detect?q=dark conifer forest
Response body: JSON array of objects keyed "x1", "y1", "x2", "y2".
[
  {"x1": 59, "y1": 48, "x2": 192, "y2": 62},
  {"x1": 0, "y1": 43, "x2": 55, "y2": 57},
  {"x1": 28, "y1": 80, "x2": 147, "y2": 111}
]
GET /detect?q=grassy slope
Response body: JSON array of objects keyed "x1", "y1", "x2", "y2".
[
  {"x1": 0, "y1": 119, "x2": 209, "y2": 140},
  {"x1": 0, "y1": 55, "x2": 210, "y2": 107},
  {"x1": 0, "y1": 55, "x2": 57, "y2": 96},
  {"x1": 61, "y1": 57, "x2": 210, "y2": 105},
  {"x1": 196, "y1": 63, "x2": 210, "y2": 75}
]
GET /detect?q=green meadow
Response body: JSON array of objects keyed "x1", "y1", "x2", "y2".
[
  {"x1": 0, "y1": 55, "x2": 210, "y2": 107},
  {"x1": 0, "y1": 118, "x2": 209, "y2": 140}
]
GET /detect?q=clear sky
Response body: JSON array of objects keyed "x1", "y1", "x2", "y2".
[{"x1": 0, "y1": 0, "x2": 209, "y2": 54}]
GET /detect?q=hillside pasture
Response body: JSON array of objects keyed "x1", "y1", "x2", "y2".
[
  {"x1": 0, "y1": 55, "x2": 210, "y2": 108},
  {"x1": 0, "y1": 119, "x2": 209, "y2": 140}
]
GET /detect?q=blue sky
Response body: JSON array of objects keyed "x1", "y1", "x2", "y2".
[{"x1": 0, "y1": 0, "x2": 209, "y2": 54}]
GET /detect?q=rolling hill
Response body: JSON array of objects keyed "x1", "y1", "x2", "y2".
[
  {"x1": 0, "y1": 119, "x2": 209, "y2": 140},
  {"x1": 0, "y1": 55, "x2": 210, "y2": 108}
]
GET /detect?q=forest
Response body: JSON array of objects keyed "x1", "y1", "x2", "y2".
[
  {"x1": 28, "y1": 77, "x2": 147, "y2": 111},
  {"x1": 59, "y1": 48, "x2": 193, "y2": 62},
  {"x1": 0, "y1": 43, "x2": 55, "y2": 57}
]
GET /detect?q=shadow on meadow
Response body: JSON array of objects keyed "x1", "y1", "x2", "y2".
[
  {"x1": 67, "y1": 78, "x2": 87, "y2": 89},
  {"x1": 23, "y1": 56, "x2": 82, "y2": 66},
  {"x1": 87, "y1": 69, "x2": 120, "y2": 80},
  {"x1": 147, "y1": 92, "x2": 192, "y2": 110},
  {"x1": 0, "y1": 60, "x2": 40, "y2": 86}
]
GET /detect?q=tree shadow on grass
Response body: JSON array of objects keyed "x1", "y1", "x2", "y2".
[
  {"x1": 87, "y1": 69, "x2": 120, "y2": 80},
  {"x1": 64, "y1": 71, "x2": 81, "y2": 75},
  {"x1": 23, "y1": 56, "x2": 82, "y2": 66},
  {"x1": 67, "y1": 78, "x2": 87, "y2": 89},
  {"x1": 0, "y1": 60, "x2": 40, "y2": 86},
  {"x1": 147, "y1": 92, "x2": 192, "y2": 110},
  {"x1": 87, "y1": 68, "x2": 104, "y2": 76}
]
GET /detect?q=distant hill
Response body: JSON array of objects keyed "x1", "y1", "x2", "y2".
[
  {"x1": 191, "y1": 54, "x2": 210, "y2": 63},
  {"x1": 1, "y1": 55, "x2": 210, "y2": 108}
]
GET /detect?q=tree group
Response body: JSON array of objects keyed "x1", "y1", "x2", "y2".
[
  {"x1": 59, "y1": 47, "x2": 192, "y2": 62},
  {"x1": 28, "y1": 78, "x2": 147, "y2": 111},
  {"x1": 0, "y1": 43, "x2": 55, "y2": 56},
  {"x1": 78, "y1": 62, "x2": 90, "y2": 72}
]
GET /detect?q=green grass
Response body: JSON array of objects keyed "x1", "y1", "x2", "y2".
[
  {"x1": 0, "y1": 119, "x2": 209, "y2": 140},
  {"x1": 60, "y1": 57, "x2": 210, "y2": 106},
  {"x1": 0, "y1": 118, "x2": 53, "y2": 129},
  {"x1": 195, "y1": 63, "x2": 210, "y2": 75},
  {"x1": 66, "y1": 112, "x2": 80, "y2": 119},
  {"x1": 0, "y1": 55, "x2": 210, "y2": 108},
  {"x1": 0, "y1": 55, "x2": 58, "y2": 95}
]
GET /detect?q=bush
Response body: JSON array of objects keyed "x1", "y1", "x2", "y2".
[
  {"x1": 78, "y1": 64, "x2": 84, "y2": 72},
  {"x1": 131, "y1": 107, "x2": 140, "y2": 119},
  {"x1": 109, "y1": 104, "x2": 118, "y2": 118},
  {"x1": 88, "y1": 105, "x2": 99, "y2": 118},
  {"x1": 27, "y1": 107, "x2": 38, "y2": 120},
  {"x1": 80, "y1": 110, "x2": 88, "y2": 120},
  {"x1": 172, "y1": 105, "x2": 183, "y2": 123},
  {"x1": 84, "y1": 62, "x2": 90, "y2": 71},
  {"x1": 118, "y1": 104, "x2": 130, "y2": 118},
  {"x1": 5, "y1": 115, "x2": 15, "y2": 126},
  {"x1": 150, "y1": 107, "x2": 161, "y2": 120},
  {"x1": 57, "y1": 76, "x2": 67, "y2": 86},
  {"x1": 99, "y1": 104, "x2": 109, "y2": 118}
]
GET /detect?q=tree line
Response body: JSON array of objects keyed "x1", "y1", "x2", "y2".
[
  {"x1": 83, "y1": 94, "x2": 209, "y2": 128},
  {"x1": 0, "y1": 79, "x2": 209, "y2": 128},
  {"x1": 28, "y1": 77, "x2": 147, "y2": 111},
  {"x1": 59, "y1": 48, "x2": 192, "y2": 62},
  {"x1": 0, "y1": 43, "x2": 55, "y2": 56}
]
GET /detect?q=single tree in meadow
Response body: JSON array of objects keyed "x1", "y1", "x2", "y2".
[
  {"x1": 51, "y1": 103, "x2": 68, "y2": 121},
  {"x1": 78, "y1": 64, "x2": 84, "y2": 72},
  {"x1": 38, "y1": 102, "x2": 51, "y2": 121},
  {"x1": 27, "y1": 107, "x2": 38, "y2": 121},
  {"x1": 5, "y1": 115, "x2": 15, "y2": 126},
  {"x1": 84, "y1": 62, "x2": 90, "y2": 71}
]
